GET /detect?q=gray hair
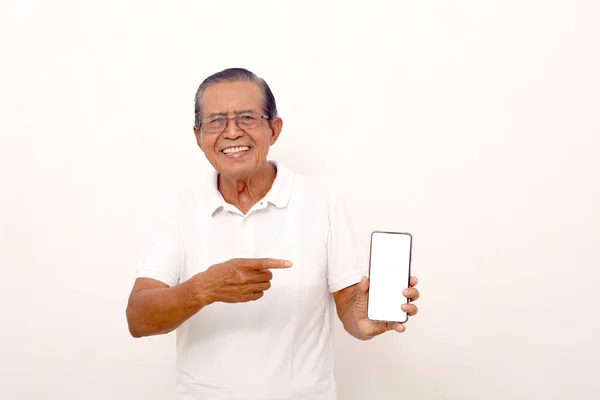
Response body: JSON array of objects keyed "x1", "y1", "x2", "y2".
[{"x1": 194, "y1": 68, "x2": 278, "y2": 128}]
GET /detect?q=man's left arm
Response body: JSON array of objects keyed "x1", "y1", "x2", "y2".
[
  {"x1": 324, "y1": 186, "x2": 420, "y2": 339},
  {"x1": 333, "y1": 276, "x2": 420, "y2": 340}
]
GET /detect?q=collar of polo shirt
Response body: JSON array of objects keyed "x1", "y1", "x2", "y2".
[{"x1": 201, "y1": 160, "x2": 294, "y2": 216}]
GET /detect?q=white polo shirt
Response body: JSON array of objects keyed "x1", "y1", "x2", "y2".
[{"x1": 136, "y1": 161, "x2": 368, "y2": 400}]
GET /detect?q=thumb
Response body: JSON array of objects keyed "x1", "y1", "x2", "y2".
[{"x1": 356, "y1": 276, "x2": 370, "y2": 303}]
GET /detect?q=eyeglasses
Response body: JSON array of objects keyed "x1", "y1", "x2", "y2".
[{"x1": 200, "y1": 111, "x2": 270, "y2": 133}]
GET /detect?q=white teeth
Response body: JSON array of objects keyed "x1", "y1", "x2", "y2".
[{"x1": 222, "y1": 146, "x2": 250, "y2": 154}]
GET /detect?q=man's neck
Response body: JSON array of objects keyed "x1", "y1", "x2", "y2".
[{"x1": 218, "y1": 162, "x2": 277, "y2": 214}]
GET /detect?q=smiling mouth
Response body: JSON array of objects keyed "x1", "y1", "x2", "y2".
[{"x1": 222, "y1": 146, "x2": 250, "y2": 155}]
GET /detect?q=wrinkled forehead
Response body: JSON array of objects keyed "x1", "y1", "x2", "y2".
[{"x1": 202, "y1": 81, "x2": 263, "y2": 116}]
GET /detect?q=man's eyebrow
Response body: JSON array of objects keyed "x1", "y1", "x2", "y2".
[
  {"x1": 205, "y1": 109, "x2": 257, "y2": 118},
  {"x1": 205, "y1": 111, "x2": 226, "y2": 118}
]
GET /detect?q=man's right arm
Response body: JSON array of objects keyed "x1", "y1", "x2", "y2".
[
  {"x1": 126, "y1": 276, "x2": 209, "y2": 338},
  {"x1": 125, "y1": 258, "x2": 291, "y2": 338}
]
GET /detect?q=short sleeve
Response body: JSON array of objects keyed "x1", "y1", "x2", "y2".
[
  {"x1": 136, "y1": 195, "x2": 182, "y2": 287},
  {"x1": 326, "y1": 187, "x2": 368, "y2": 293}
]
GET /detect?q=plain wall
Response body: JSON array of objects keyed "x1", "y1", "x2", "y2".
[{"x1": 1, "y1": 1, "x2": 599, "y2": 399}]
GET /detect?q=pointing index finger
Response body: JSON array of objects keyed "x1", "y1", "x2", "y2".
[{"x1": 245, "y1": 258, "x2": 293, "y2": 270}]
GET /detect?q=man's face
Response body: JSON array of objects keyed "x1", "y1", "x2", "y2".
[{"x1": 193, "y1": 81, "x2": 282, "y2": 179}]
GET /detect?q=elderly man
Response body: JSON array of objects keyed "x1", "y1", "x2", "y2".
[{"x1": 126, "y1": 68, "x2": 420, "y2": 400}]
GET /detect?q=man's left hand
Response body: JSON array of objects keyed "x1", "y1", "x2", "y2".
[{"x1": 353, "y1": 276, "x2": 419, "y2": 338}]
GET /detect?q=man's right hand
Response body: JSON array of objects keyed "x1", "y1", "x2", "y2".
[{"x1": 195, "y1": 258, "x2": 293, "y2": 304}]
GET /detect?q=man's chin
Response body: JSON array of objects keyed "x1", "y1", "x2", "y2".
[{"x1": 215, "y1": 159, "x2": 262, "y2": 180}]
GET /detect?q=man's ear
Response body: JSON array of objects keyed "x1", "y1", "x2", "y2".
[
  {"x1": 269, "y1": 117, "x2": 283, "y2": 146},
  {"x1": 193, "y1": 125, "x2": 204, "y2": 152}
]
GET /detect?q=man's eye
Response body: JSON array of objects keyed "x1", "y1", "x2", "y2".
[
  {"x1": 209, "y1": 117, "x2": 225, "y2": 125},
  {"x1": 239, "y1": 114, "x2": 257, "y2": 121}
]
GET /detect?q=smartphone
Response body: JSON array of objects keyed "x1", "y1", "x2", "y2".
[{"x1": 367, "y1": 231, "x2": 413, "y2": 323}]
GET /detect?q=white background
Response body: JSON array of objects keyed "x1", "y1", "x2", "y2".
[{"x1": 1, "y1": 1, "x2": 599, "y2": 399}]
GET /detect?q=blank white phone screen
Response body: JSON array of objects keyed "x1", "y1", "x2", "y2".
[{"x1": 367, "y1": 231, "x2": 412, "y2": 322}]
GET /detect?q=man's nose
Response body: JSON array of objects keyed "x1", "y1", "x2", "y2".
[{"x1": 222, "y1": 118, "x2": 243, "y2": 140}]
